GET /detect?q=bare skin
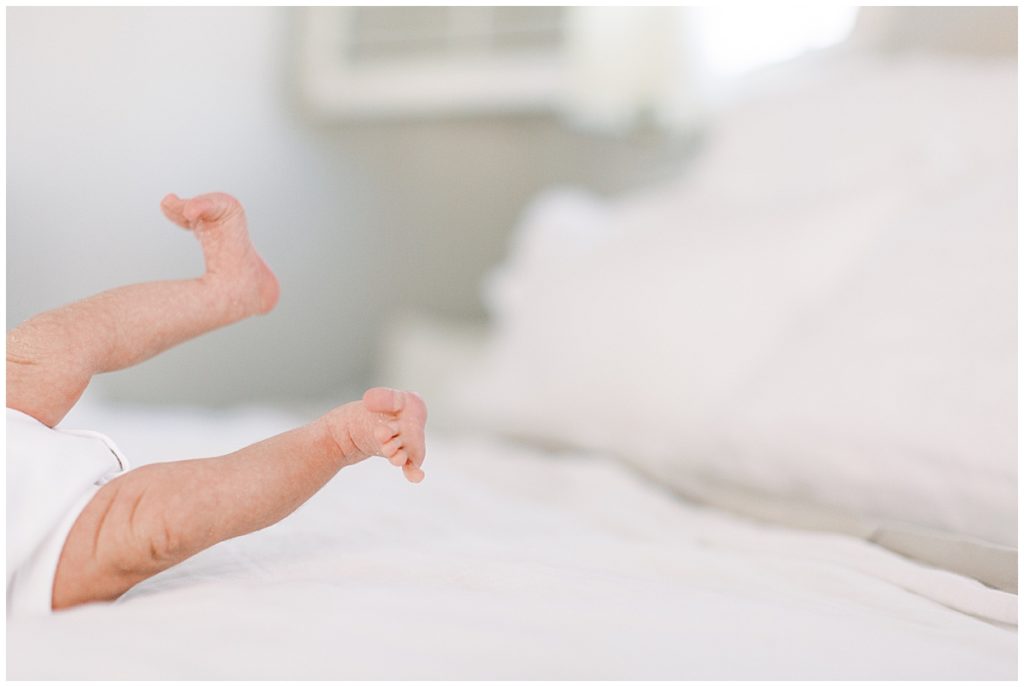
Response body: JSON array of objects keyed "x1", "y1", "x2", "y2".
[{"x1": 6, "y1": 192, "x2": 427, "y2": 611}]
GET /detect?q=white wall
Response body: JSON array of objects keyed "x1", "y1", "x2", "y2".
[
  {"x1": 850, "y1": 6, "x2": 1017, "y2": 56},
  {"x1": 7, "y1": 7, "x2": 690, "y2": 406}
]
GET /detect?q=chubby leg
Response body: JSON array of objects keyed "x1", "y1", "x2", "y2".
[
  {"x1": 52, "y1": 388, "x2": 427, "y2": 610},
  {"x1": 7, "y1": 193, "x2": 278, "y2": 427}
]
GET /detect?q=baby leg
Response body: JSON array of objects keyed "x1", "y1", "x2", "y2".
[
  {"x1": 52, "y1": 388, "x2": 427, "y2": 610},
  {"x1": 7, "y1": 193, "x2": 278, "y2": 427}
]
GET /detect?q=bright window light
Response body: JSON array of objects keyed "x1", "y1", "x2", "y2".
[{"x1": 693, "y1": 6, "x2": 860, "y2": 80}]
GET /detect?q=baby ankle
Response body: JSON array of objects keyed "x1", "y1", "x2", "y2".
[{"x1": 318, "y1": 407, "x2": 367, "y2": 467}]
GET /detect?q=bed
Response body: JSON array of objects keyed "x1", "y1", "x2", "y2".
[
  {"x1": 6, "y1": 399, "x2": 1016, "y2": 680},
  {"x1": 8, "y1": 11, "x2": 1017, "y2": 680}
]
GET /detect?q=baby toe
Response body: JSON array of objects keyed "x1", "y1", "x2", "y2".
[
  {"x1": 403, "y1": 435, "x2": 425, "y2": 467},
  {"x1": 380, "y1": 436, "x2": 402, "y2": 457},
  {"x1": 374, "y1": 424, "x2": 398, "y2": 444},
  {"x1": 363, "y1": 387, "x2": 404, "y2": 414},
  {"x1": 183, "y1": 197, "x2": 214, "y2": 224},
  {"x1": 390, "y1": 449, "x2": 408, "y2": 467},
  {"x1": 160, "y1": 194, "x2": 191, "y2": 228},
  {"x1": 405, "y1": 391, "x2": 427, "y2": 423},
  {"x1": 403, "y1": 462, "x2": 425, "y2": 483}
]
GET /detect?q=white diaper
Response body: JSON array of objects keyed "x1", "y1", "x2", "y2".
[{"x1": 7, "y1": 408, "x2": 130, "y2": 616}]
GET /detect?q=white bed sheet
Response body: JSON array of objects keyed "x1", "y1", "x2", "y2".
[{"x1": 7, "y1": 402, "x2": 1016, "y2": 680}]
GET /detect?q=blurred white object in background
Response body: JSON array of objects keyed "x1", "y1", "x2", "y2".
[
  {"x1": 561, "y1": 7, "x2": 693, "y2": 132},
  {"x1": 442, "y1": 50, "x2": 1017, "y2": 589},
  {"x1": 563, "y1": 6, "x2": 858, "y2": 133},
  {"x1": 298, "y1": 6, "x2": 859, "y2": 134},
  {"x1": 691, "y1": 5, "x2": 859, "y2": 80},
  {"x1": 298, "y1": 6, "x2": 567, "y2": 117}
]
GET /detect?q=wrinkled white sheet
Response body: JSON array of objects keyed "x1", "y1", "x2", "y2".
[{"x1": 6, "y1": 403, "x2": 1015, "y2": 679}]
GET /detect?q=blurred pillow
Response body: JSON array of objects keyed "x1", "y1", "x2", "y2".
[{"x1": 446, "y1": 53, "x2": 1016, "y2": 585}]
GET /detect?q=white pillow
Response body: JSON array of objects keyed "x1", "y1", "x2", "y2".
[{"x1": 447, "y1": 53, "x2": 1016, "y2": 566}]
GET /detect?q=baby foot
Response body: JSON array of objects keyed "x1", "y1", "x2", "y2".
[
  {"x1": 160, "y1": 192, "x2": 279, "y2": 316},
  {"x1": 322, "y1": 387, "x2": 428, "y2": 483}
]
